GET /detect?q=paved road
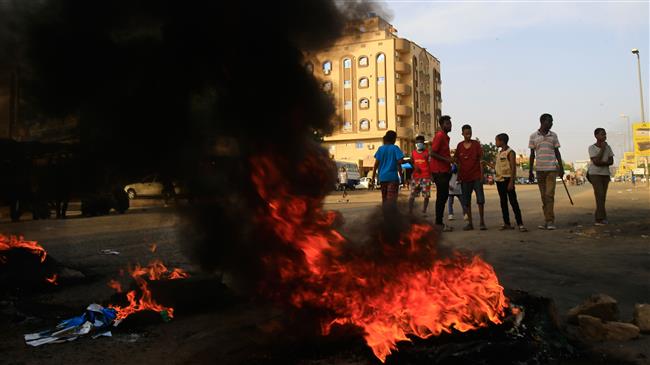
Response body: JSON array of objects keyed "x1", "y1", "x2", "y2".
[{"x1": 0, "y1": 182, "x2": 648, "y2": 365}]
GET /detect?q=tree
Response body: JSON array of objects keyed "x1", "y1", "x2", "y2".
[{"x1": 481, "y1": 142, "x2": 498, "y2": 173}]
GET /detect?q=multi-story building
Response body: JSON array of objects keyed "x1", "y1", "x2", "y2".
[
  {"x1": 305, "y1": 16, "x2": 442, "y2": 174},
  {"x1": 0, "y1": 67, "x2": 78, "y2": 143}
]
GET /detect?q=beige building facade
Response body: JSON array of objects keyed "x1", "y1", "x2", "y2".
[{"x1": 305, "y1": 17, "x2": 442, "y2": 173}]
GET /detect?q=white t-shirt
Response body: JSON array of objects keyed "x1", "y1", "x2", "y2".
[
  {"x1": 338, "y1": 171, "x2": 348, "y2": 184},
  {"x1": 449, "y1": 173, "x2": 462, "y2": 195},
  {"x1": 588, "y1": 144, "x2": 614, "y2": 176}
]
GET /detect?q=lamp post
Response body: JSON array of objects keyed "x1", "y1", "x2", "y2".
[
  {"x1": 631, "y1": 48, "x2": 648, "y2": 185},
  {"x1": 631, "y1": 49, "x2": 646, "y2": 123}
]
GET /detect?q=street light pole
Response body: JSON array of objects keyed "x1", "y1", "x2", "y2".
[
  {"x1": 632, "y1": 49, "x2": 646, "y2": 123},
  {"x1": 631, "y1": 49, "x2": 648, "y2": 185}
]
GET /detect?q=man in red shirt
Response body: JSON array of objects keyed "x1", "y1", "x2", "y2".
[
  {"x1": 430, "y1": 115, "x2": 454, "y2": 231},
  {"x1": 455, "y1": 124, "x2": 486, "y2": 230},
  {"x1": 408, "y1": 135, "x2": 431, "y2": 215}
]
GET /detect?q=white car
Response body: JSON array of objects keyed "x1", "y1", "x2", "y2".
[
  {"x1": 124, "y1": 174, "x2": 182, "y2": 199},
  {"x1": 355, "y1": 177, "x2": 374, "y2": 190}
]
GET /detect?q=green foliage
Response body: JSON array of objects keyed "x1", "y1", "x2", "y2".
[
  {"x1": 481, "y1": 142, "x2": 498, "y2": 173},
  {"x1": 563, "y1": 162, "x2": 574, "y2": 172}
]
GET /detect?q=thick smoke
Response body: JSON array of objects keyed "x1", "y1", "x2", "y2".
[{"x1": 11, "y1": 0, "x2": 392, "y2": 288}]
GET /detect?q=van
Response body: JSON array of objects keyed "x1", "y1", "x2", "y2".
[{"x1": 334, "y1": 160, "x2": 361, "y2": 188}]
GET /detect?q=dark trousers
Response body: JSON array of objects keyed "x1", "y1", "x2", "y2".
[
  {"x1": 590, "y1": 174, "x2": 610, "y2": 221},
  {"x1": 496, "y1": 178, "x2": 523, "y2": 226},
  {"x1": 432, "y1": 172, "x2": 451, "y2": 225}
]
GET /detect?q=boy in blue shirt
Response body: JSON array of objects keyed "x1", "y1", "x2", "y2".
[{"x1": 372, "y1": 131, "x2": 404, "y2": 208}]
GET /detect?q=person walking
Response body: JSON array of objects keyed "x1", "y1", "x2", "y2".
[
  {"x1": 338, "y1": 166, "x2": 349, "y2": 203},
  {"x1": 455, "y1": 124, "x2": 486, "y2": 230},
  {"x1": 588, "y1": 128, "x2": 614, "y2": 225},
  {"x1": 494, "y1": 133, "x2": 527, "y2": 232},
  {"x1": 447, "y1": 163, "x2": 466, "y2": 221},
  {"x1": 528, "y1": 113, "x2": 565, "y2": 230},
  {"x1": 408, "y1": 135, "x2": 431, "y2": 215},
  {"x1": 430, "y1": 116, "x2": 454, "y2": 231},
  {"x1": 372, "y1": 130, "x2": 404, "y2": 210}
]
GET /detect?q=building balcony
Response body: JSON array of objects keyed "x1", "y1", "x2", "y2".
[
  {"x1": 397, "y1": 126, "x2": 412, "y2": 138},
  {"x1": 395, "y1": 61, "x2": 411, "y2": 74},
  {"x1": 396, "y1": 104, "x2": 412, "y2": 117},
  {"x1": 395, "y1": 38, "x2": 410, "y2": 53},
  {"x1": 395, "y1": 83, "x2": 411, "y2": 96}
]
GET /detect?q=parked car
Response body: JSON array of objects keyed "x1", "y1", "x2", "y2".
[
  {"x1": 124, "y1": 174, "x2": 182, "y2": 199},
  {"x1": 355, "y1": 177, "x2": 374, "y2": 190}
]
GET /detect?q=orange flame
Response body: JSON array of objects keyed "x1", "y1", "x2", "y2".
[
  {"x1": 250, "y1": 156, "x2": 508, "y2": 362},
  {"x1": 0, "y1": 234, "x2": 47, "y2": 263},
  {"x1": 169, "y1": 268, "x2": 190, "y2": 280},
  {"x1": 45, "y1": 274, "x2": 58, "y2": 285},
  {"x1": 108, "y1": 260, "x2": 189, "y2": 320},
  {"x1": 108, "y1": 279, "x2": 123, "y2": 293}
]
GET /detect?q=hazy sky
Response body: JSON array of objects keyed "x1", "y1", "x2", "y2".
[{"x1": 385, "y1": 1, "x2": 649, "y2": 163}]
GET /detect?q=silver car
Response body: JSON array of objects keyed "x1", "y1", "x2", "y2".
[{"x1": 124, "y1": 174, "x2": 181, "y2": 199}]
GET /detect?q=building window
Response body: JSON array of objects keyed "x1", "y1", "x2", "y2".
[
  {"x1": 377, "y1": 76, "x2": 385, "y2": 84},
  {"x1": 322, "y1": 81, "x2": 332, "y2": 92},
  {"x1": 359, "y1": 56, "x2": 368, "y2": 67},
  {"x1": 305, "y1": 62, "x2": 314, "y2": 74},
  {"x1": 359, "y1": 119, "x2": 370, "y2": 131},
  {"x1": 377, "y1": 120, "x2": 387, "y2": 130},
  {"x1": 356, "y1": 141, "x2": 364, "y2": 149},
  {"x1": 377, "y1": 53, "x2": 385, "y2": 63},
  {"x1": 344, "y1": 100, "x2": 352, "y2": 109},
  {"x1": 359, "y1": 77, "x2": 369, "y2": 88},
  {"x1": 343, "y1": 58, "x2": 352, "y2": 69},
  {"x1": 344, "y1": 80, "x2": 351, "y2": 88},
  {"x1": 323, "y1": 61, "x2": 332, "y2": 75},
  {"x1": 359, "y1": 98, "x2": 370, "y2": 109},
  {"x1": 343, "y1": 121, "x2": 352, "y2": 131},
  {"x1": 378, "y1": 98, "x2": 385, "y2": 106}
]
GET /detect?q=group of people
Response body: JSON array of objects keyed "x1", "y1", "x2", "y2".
[{"x1": 370, "y1": 113, "x2": 614, "y2": 231}]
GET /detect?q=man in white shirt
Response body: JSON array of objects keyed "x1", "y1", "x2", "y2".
[
  {"x1": 528, "y1": 113, "x2": 565, "y2": 230},
  {"x1": 588, "y1": 128, "x2": 614, "y2": 225}
]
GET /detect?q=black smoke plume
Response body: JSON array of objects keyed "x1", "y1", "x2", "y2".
[{"x1": 10, "y1": 0, "x2": 392, "y2": 289}]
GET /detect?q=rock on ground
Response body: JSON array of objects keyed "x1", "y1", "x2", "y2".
[
  {"x1": 578, "y1": 315, "x2": 640, "y2": 342},
  {"x1": 568, "y1": 293, "x2": 619, "y2": 324},
  {"x1": 633, "y1": 304, "x2": 650, "y2": 333}
]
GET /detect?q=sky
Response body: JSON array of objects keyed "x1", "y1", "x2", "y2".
[{"x1": 384, "y1": 0, "x2": 649, "y2": 163}]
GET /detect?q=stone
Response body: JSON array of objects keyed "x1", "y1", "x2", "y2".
[
  {"x1": 577, "y1": 315, "x2": 640, "y2": 342},
  {"x1": 567, "y1": 293, "x2": 619, "y2": 324},
  {"x1": 578, "y1": 315, "x2": 607, "y2": 341},
  {"x1": 633, "y1": 303, "x2": 650, "y2": 333},
  {"x1": 603, "y1": 321, "x2": 640, "y2": 341}
]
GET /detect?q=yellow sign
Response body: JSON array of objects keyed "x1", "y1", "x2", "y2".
[{"x1": 633, "y1": 122, "x2": 650, "y2": 156}]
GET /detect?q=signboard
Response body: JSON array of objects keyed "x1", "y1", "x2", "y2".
[{"x1": 632, "y1": 122, "x2": 650, "y2": 157}]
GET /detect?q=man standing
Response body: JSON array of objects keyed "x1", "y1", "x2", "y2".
[
  {"x1": 455, "y1": 124, "x2": 486, "y2": 230},
  {"x1": 430, "y1": 115, "x2": 454, "y2": 231},
  {"x1": 588, "y1": 128, "x2": 614, "y2": 225},
  {"x1": 529, "y1": 113, "x2": 564, "y2": 230},
  {"x1": 408, "y1": 135, "x2": 431, "y2": 215}
]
